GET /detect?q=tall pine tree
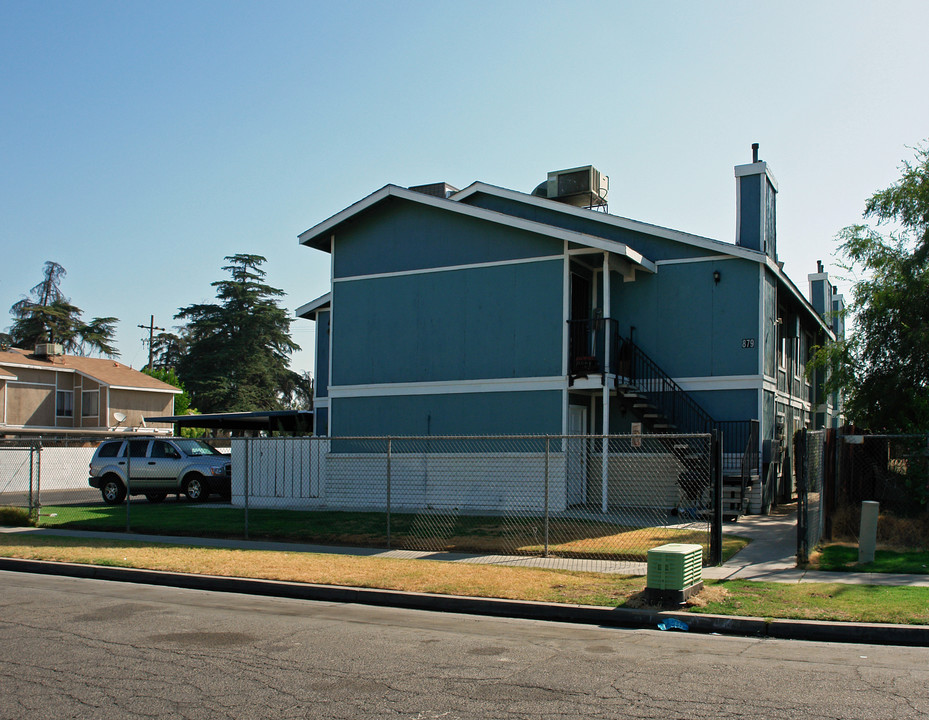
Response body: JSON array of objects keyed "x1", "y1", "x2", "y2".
[
  {"x1": 9, "y1": 261, "x2": 118, "y2": 357},
  {"x1": 175, "y1": 254, "x2": 300, "y2": 413}
]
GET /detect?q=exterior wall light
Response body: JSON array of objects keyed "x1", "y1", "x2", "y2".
[{"x1": 713, "y1": 270, "x2": 721, "y2": 284}]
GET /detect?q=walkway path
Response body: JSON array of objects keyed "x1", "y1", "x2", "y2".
[{"x1": 3, "y1": 505, "x2": 929, "y2": 586}]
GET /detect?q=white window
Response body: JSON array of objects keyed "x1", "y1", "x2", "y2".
[
  {"x1": 56, "y1": 390, "x2": 73, "y2": 417},
  {"x1": 82, "y1": 390, "x2": 99, "y2": 417}
]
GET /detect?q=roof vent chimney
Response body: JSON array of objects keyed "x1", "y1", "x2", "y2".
[
  {"x1": 752, "y1": 143, "x2": 759, "y2": 163},
  {"x1": 817, "y1": 260, "x2": 824, "y2": 273},
  {"x1": 408, "y1": 182, "x2": 459, "y2": 199}
]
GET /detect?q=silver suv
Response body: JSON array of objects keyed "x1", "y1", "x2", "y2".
[{"x1": 88, "y1": 437, "x2": 231, "y2": 504}]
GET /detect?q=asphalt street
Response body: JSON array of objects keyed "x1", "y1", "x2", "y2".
[{"x1": 2, "y1": 570, "x2": 928, "y2": 720}]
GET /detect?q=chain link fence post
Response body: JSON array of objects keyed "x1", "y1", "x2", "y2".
[
  {"x1": 244, "y1": 437, "x2": 250, "y2": 539},
  {"x1": 543, "y1": 436, "x2": 550, "y2": 557},
  {"x1": 386, "y1": 436, "x2": 392, "y2": 550},
  {"x1": 796, "y1": 429, "x2": 808, "y2": 563},
  {"x1": 126, "y1": 442, "x2": 133, "y2": 533},
  {"x1": 710, "y1": 428, "x2": 723, "y2": 566},
  {"x1": 28, "y1": 442, "x2": 36, "y2": 524},
  {"x1": 35, "y1": 438, "x2": 43, "y2": 523}
]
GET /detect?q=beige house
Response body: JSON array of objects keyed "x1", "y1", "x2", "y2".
[{"x1": 0, "y1": 345, "x2": 179, "y2": 435}]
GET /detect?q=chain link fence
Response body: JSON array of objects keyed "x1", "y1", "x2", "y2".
[
  {"x1": 0, "y1": 435, "x2": 230, "y2": 524},
  {"x1": 1, "y1": 436, "x2": 101, "y2": 523},
  {"x1": 795, "y1": 428, "x2": 825, "y2": 563},
  {"x1": 2, "y1": 433, "x2": 722, "y2": 572},
  {"x1": 828, "y1": 433, "x2": 929, "y2": 546}
]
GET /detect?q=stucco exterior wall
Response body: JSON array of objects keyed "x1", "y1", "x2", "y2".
[
  {"x1": 6, "y1": 383, "x2": 55, "y2": 426},
  {"x1": 108, "y1": 388, "x2": 174, "y2": 429}
]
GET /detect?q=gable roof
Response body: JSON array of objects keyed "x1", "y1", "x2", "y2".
[
  {"x1": 451, "y1": 182, "x2": 833, "y2": 336},
  {"x1": 298, "y1": 184, "x2": 657, "y2": 274},
  {"x1": 298, "y1": 177, "x2": 833, "y2": 337},
  {"x1": 296, "y1": 292, "x2": 331, "y2": 320},
  {"x1": 0, "y1": 347, "x2": 181, "y2": 394},
  {"x1": 451, "y1": 182, "x2": 767, "y2": 262}
]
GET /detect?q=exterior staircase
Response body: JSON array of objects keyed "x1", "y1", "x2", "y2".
[
  {"x1": 613, "y1": 338, "x2": 760, "y2": 519},
  {"x1": 568, "y1": 323, "x2": 759, "y2": 519}
]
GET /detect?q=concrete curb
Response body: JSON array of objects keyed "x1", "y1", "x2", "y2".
[{"x1": 3, "y1": 556, "x2": 928, "y2": 647}]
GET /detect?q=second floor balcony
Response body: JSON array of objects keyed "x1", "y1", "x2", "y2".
[{"x1": 568, "y1": 318, "x2": 621, "y2": 381}]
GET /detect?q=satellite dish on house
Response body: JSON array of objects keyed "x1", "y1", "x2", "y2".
[{"x1": 113, "y1": 412, "x2": 127, "y2": 426}]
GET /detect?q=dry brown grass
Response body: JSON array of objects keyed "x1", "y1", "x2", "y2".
[
  {"x1": 6, "y1": 534, "x2": 929, "y2": 623},
  {"x1": 622, "y1": 581, "x2": 731, "y2": 612},
  {"x1": 829, "y1": 505, "x2": 929, "y2": 550},
  {"x1": 0, "y1": 534, "x2": 647, "y2": 604}
]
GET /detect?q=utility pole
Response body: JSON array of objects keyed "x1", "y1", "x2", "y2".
[{"x1": 138, "y1": 315, "x2": 166, "y2": 371}]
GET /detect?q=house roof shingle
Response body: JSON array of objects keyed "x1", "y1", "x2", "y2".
[{"x1": 0, "y1": 347, "x2": 181, "y2": 393}]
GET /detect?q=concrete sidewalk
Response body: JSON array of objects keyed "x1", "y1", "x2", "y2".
[
  {"x1": 3, "y1": 512, "x2": 929, "y2": 646},
  {"x1": 704, "y1": 505, "x2": 929, "y2": 587},
  {"x1": 3, "y1": 505, "x2": 929, "y2": 586}
]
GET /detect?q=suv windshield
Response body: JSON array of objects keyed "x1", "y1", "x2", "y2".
[{"x1": 173, "y1": 439, "x2": 223, "y2": 457}]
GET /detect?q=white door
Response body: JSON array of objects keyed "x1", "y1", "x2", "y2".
[{"x1": 567, "y1": 405, "x2": 588, "y2": 506}]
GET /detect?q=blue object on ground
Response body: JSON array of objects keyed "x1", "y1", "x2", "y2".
[{"x1": 658, "y1": 618, "x2": 689, "y2": 632}]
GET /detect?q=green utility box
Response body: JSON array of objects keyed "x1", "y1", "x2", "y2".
[{"x1": 645, "y1": 543, "x2": 704, "y2": 602}]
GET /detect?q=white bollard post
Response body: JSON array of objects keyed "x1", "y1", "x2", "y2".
[{"x1": 858, "y1": 500, "x2": 879, "y2": 565}]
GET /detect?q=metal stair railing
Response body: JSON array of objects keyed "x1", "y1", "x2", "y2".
[
  {"x1": 616, "y1": 337, "x2": 716, "y2": 435},
  {"x1": 617, "y1": 338, "x2": 757, "y2": 487}
]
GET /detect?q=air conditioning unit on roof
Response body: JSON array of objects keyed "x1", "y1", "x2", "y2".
[
  {"x1": 35, "y1": 343, "x2": 64, "y2": 358},
  {"x1": 533, "y1": 166, "x2": 609, "y2": 208}
]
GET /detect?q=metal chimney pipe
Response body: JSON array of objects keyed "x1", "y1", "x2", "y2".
[{"x1": 752, "y1": 143, "x2": 759, "y2": 163}]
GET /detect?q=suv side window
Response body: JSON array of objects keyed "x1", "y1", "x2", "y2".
[
  {"x1": 124, "y1": 439, "x2": 150, "y2": 458},
  {"x1": 97, "y1": 441, "x2": 123, "y2": 458},
  {"x1": 150, "y1": 441, "x2": 180, "y2": 459}
]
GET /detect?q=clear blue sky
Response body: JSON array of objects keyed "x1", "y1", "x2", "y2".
[{"x1": 2, "y1": 1, "x2": 927, "y2": 374}]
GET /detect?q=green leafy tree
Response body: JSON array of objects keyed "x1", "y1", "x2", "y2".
[
  {"x1": 142, "y1": 367, "x2": 193, "y2": 416},
  {"x1": 149, "y1": 330, "x2": 189, "y2": 370},
  {"x1": 142, "y1": 366, "x2": 206, "y2": 437},
  {"x1": 280, "y1": 370, "x2": 314, "y2": 410},
  {"x1": 811, "y1": 143, "x2": 929, "y2": 431},
  {"x1": 175, "y1": 254, "x2": 300, "y2": 413},
  {"x1": 9, "y1": 261, "x2": 119, "y2": 357}
]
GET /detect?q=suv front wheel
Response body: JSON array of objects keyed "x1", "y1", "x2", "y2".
[
  {"x1": 101, "y1": 476, "x2": 127, "y2": 505},
  {"x1": 183, "y1": 474, "x2": 208, "y2": 502}
]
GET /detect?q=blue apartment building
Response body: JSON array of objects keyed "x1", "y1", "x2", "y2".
[{"x1": 297, "y1": 149, "x2": 844, "y2": 508}]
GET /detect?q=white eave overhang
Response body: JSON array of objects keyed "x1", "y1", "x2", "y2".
[
  {"x1": 297, "y1": 184, "x2": 657, "y2": 274},
  {"x1": 109, "y1": 384, "x2": 183, "y2": 395},
  {"x1": 296, "y1": 292, "x2": 332, "y2": 319},
  {"x1": 0, "y1": 359, "x2": 74, "y2": 374}
]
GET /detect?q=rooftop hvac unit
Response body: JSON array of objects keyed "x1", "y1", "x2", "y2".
[
  {"x1": 538, "y1": 166, "x2": 608, "y2": 208},
  {"x1": 34, "y1": 343, "x2": 64, "y2": 358}
]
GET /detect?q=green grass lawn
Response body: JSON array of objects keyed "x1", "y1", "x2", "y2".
[
  {"x1": 816, "y1": 544, "x2": 929, "y2": 574},
  {"x1": 690, "y1": 578, "x2": 929, "y2": 624},
  {"x1": 30, "y1": 503, "x2": 748, "y2": 562}
]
